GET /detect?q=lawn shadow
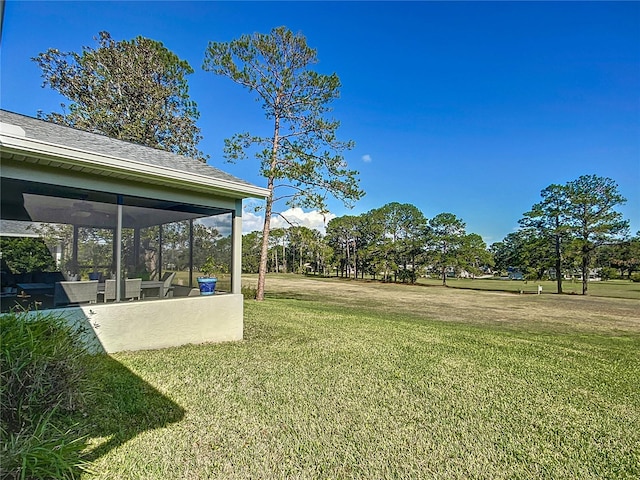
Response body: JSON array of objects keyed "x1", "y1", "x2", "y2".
[
  {"x1": 81, "y1": 353, "x2": 185, "y2": 462},
  {"x1": 4, "y1": 308, "x2": 185, "y2": 477},
  {"x1": 62, "y1": 311, "x2": 185, "y2": 463}
]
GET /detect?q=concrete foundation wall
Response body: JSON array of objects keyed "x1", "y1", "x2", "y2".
[{"x1": 35, "y1": 294, "x2": 244, "y2": 353}]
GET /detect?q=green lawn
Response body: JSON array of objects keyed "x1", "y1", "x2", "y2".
[
  {"x1": 416, "y1": 276, "x2": 640, "y2": 299},
  {"x1": 81, "y1": 276, "x2": 639, "y2": 479}
]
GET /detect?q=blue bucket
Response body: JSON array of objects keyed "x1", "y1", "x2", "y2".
[{"x1": 197, "y1": 277, "x2": 217, "y2": 295}]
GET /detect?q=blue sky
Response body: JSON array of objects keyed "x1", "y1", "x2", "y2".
[{"x1": 2, "y1": 1, "x2": 638, "y2": 243}]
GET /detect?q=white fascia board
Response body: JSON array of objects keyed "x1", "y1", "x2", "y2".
[{"x1": 0, "y1": 133, "x2": 270, "y2": 199}]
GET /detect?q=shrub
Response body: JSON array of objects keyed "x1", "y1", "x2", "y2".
[
  {"x1": 631, "y1": 272, "x2": 640, "y2": 283},
  {"x1": 0, "y1": 312, "x2": 93, "y2": 479},
  {"x1": 600, "y1": 267, "x2": 620, "y2": 281},
  {"x1": 242, "y1": 284, "x2": 258, "y2": 299},
  {"x1": 0, "y1": 237, "x2": 57, "y2": 274}
]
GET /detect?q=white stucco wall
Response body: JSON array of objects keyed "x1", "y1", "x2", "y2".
[{"x1": 36, "y1": 294, "x2": 244, "y2": 353}]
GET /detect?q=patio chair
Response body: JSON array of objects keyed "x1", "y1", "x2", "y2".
[
  {"x1": 99, "y1": 279, "x2": 117, "y2": 303},
  {"x1": 124, "y1": 278, "x2": 142, "y2": 301},
  {"x1": 161, "y1": 271, "x2": 176, "y2": 298},
  {"x1": 53, "y1": 280, "x2": 98, "y2": 307}
]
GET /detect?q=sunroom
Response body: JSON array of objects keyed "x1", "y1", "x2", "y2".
[{"x1": 0, "y1": 110, "x2": 269, "y2": 352}]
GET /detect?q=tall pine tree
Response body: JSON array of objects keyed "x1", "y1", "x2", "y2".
[{"x1": 203, "y1": 26, "x2": 363, "y2": 300}]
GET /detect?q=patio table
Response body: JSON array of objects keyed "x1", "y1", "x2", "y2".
[
  {"x1": 141, "y1": 280, "x2": 165, "y2": 298},
  {"x1": 96, "y1": 281, "x2": 165, "y2": 299}
]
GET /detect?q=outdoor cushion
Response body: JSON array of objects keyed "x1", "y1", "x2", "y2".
[
  {"x1": 88, "y1": 272, "x2": 104, "y2": 282},
  {"x1": 1, "y1": 270, "x2": 16, "y2": 287},
  {"x1": 33, "y1": 271, "x2": 65, "y2": 284},
  {"x1": 14, "y1": 272, "x2": 33, "y2": 283}
]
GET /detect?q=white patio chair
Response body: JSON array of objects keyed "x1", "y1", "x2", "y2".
[
  {"x1": 124, "y1": 278, "x2": 142, "y2": 301},
  {"x1": 100, "y1": 279, "x2": 116, "y2": 303},
  {"x1": 162, "y1": 271, "x2": 176, "y2": 298},
  {"x1": 53, "y1": 280, "x2": 98, "y2": 307}
]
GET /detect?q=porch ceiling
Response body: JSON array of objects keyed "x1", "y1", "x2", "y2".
[
  {"x1": 22, "y1": 194, "x2": 205, "y2": 229},
  {"x1": 0, "y1": 176, "x2": 225, "y2": 229}
]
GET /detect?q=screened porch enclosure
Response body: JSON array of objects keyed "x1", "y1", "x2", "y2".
[
  {"x1": 1, "y1": 109, "x2": 269, "y2": 350},
  {"x1": 1, "y1": 177, "x2": 234, "y2": 311}
]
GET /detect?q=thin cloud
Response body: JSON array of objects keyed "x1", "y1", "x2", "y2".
[{"x1": 362, "y1": 154, "x2": 372, "y2": 163}]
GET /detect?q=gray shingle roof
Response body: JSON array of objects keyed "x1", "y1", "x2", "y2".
[
  {"x1": 0, "y1": 109, "x2": 256, "y2": 187},
  {"x1": 0, "y1": 219, "x2": 40, "y2": 237}
]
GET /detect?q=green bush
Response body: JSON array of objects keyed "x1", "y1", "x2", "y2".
[
  {"x1": 0, "y1": 312, "x2": 93, "y2": 479},
  {"x1": 631, "y1": 272, "x2": 640, "y2": 283},
  {"x1": 0, "y1": 237, "x2": 56, "y2": 274},
  {"x1": 600, "y1": 267, "x2": 620, "y2": 281},
  {"x1": 241, "y1": 284, "x2": 258, "y2": 299}
]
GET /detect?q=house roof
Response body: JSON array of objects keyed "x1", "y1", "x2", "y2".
[
  {"x1": 0, "y1": 219, "x2": 41, "y2": 237},
  {"x1": 0, "y1": 109, "x2": 269, "y2": 199}
]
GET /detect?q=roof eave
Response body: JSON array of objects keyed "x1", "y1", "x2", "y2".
[{"x1": 0, "y1": 132, "x2": 270, "y2": 200}]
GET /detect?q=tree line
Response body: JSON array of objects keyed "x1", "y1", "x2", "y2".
[
  {"x1": 31, "y1": 30, "x2": 636, "y2": 297},
  {"x1": 242, "y1": 175, "x2": 638, "y2": 295}
]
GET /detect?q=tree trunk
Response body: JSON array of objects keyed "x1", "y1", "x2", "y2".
[
  {"x1": 290, "y1": 245, "x2": 294, "y2": 273},
  {"x1": 256, "y1": 110, "x2": 281, "y2": 301},
  {"x1": 282, "y1": 243, "x2": 286, "y2": 273},
  {"x1": 346, "y1": 241, "x2": 351, "y2": 278},
  {"x1": 273, "y1": 245, "x2": 278, "y2": 274},
  {"x1": 555, "y1": 233, "x2": 563, "y2": 294},
  {"x1": 354, "y1": 249, "x2": 359, "y2": 279},
  {"x1": 581, "y1": 248, "x2": 589, "y2": 295},
  {"x1": 256, "y1": 188, "x2": 274, "y2": 301}
]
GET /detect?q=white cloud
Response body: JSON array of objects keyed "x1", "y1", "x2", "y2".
[
  {"x1": 242, "y1": 207, "x2": 336, "y2": 234},
  {"x1": 362, "y1": 154, "x2": 372, "y2": 163},
  {"x1": 272, "y1": 208, "x2": 336, "y2": 233},
  {"x1": 196, "y1": 216, "x2": 231, "y2": 237},
  {"x1": 242, "y1": 210, "x2": 265, "y2": 234}
]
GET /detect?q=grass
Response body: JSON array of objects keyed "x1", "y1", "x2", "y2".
[
  {"x1": 416, "y1": 276, "x2": 640, "y2": 299},
  {"x1": 81, "y1": 275, "x2": 639, "y2": 479}
]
